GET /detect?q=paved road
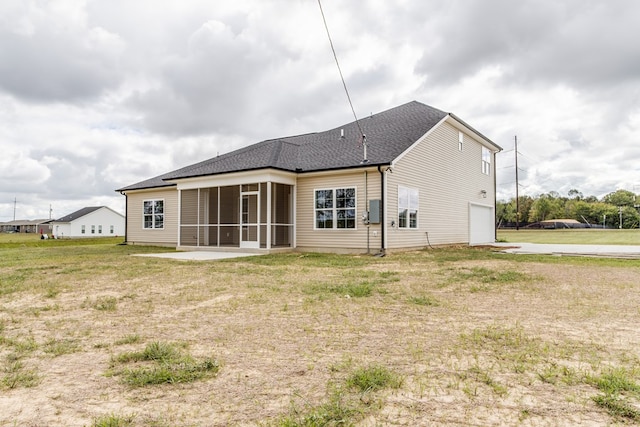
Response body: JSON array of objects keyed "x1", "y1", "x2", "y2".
[{"x1": 492, "y1": 242, "x2": 640, "y2": 259}]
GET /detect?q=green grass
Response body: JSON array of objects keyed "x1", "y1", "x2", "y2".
[
  {"x1": 450, "y1": 266, "x2": 533, "y2": 284},
  {"x1": 302, "y1": 270, "x2": 397, "y2": 298},
  {"x1": 463, "y1": 365, "x2": 508, "y2": 397},
  {"x1": 109, "y1": 341, "x2": 220, "y2": 386},
  {"x1": 345, "y1": 365, "x2": 403, "y2": 392},
  {"x1": 43, "y1": 338, "x2": 81, "y2": 356},
  {"x1": 592, "y1": 394, "x2": 640, "y2": 421},
  {"x1": 277, "y1": 388, "x2": 359, "y2": 427},
  {"x1": 1, "y1": 365, "x2": 40, "y2": 389},
  {"x1": 276, "y1": 365, "x2": 402, "y2": 426},
  {"x1": 588, "y1": 367, "x2": 640, "y2": 395},
  {"x1": 92, "y1": 413, "x2": 136, "y2": 427},
  {"x1": 409, "y1": 295, "x2": 439, "y2": 306},
  {"x1": 587, "y1": 367, "x2": 640, "y2": 421},
  {"x1": 114, "y1": 334, "x2": 141, "y2": 346},
  {"x1": 0, "y1": 234, "x2": 125, "y2": 249},
  {"x1": 498, "y1": 229, "x2": 640, "y2": 245},
  {"x1": 3, "y1": 235, "x2": 640, "y2": 424},
  {"x1": 94, "y1": 296, "x2": 118, "y2": 311}
]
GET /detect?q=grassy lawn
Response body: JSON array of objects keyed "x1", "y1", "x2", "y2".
[
  {"x1": 2, "y1": 235, "x2": 640, "y2": 425},
  {"x1": 498, "y1": 228, "x2": 640, "y2": 245}
]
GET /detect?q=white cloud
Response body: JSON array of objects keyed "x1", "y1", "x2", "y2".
[{"x1": 1, "y1": 0, "x2": 639, "y2": 221}]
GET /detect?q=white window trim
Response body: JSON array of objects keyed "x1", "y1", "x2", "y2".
[
  {"x1": 458, "y1": 131, "x2": 463, "y2": 151},
  {"x1": 398, "y1": 185, "x2": 419, "y2": 229},
  {"x1": 481, "y1": 147, "x2": 491, "y2": 175},
  {"x1": 313, "y1": 187, "x2": 357, "y2": 230},
  {"x1": 143, "y1": 198, "x2": 165, "y2": 230}
]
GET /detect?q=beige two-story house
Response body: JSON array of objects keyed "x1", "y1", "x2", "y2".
[{"x1": 117, "y1": 101, "x2": 501, "y2": 253}]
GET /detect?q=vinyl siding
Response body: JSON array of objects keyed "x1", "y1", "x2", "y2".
[
  {"x1": 387, "y1": 120, "x2": 495, "y2": 248},
  {"x1": 125, "y1": 188, "x2": 179, "y2": 245},
  {"x1": 296, "y1": 169, "x2": 381, "y2": 251}
]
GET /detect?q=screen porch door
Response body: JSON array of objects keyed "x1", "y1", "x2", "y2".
[{"x1": 240, "y1": 191, "x2": 259, "y2": 249}]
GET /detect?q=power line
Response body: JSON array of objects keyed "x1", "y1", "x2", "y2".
[{"x1": 316, "y1": 0, "x2": 364, "y2": 141}]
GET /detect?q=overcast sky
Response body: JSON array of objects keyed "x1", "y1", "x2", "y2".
[{"x1": 1, "y1": 0, "x2": 639, "y2": 221}]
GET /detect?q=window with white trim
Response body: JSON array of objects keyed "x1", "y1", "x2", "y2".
[
  {"x1": 81, "y1": 225, "x2": 85, "y2": 234},
  {"x1": 458, "y1": 131, "x2": 463, "y2": 151},
  {"x1": 314, "y1": 188, "x2": 356, "y2": 229},
  {"x1": 482, "y1": 147, "x2": 491, "y2": 175},
  {"x1": 398, "y1": 186, "x2": 418, "y2": 229},
  {"x1": 143, "y1": 199, "x2": 164, "y2": 229},
  {"x1": 98, "y1": 225, "x2": 102, "y2": 234},
  {"x1": 91, "y1": 225, "x2": 95, "y2": 234},
  {"x1": 110, "y1": 225, "x2": 114, "y2": 234}
]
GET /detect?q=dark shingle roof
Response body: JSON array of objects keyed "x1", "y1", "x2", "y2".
[
  {"x1": 117, "y1": 101, "x2": 493, "y2": 192},
  {"x1": 54, "y1": 207, "x2": 103, "y2": 223}
]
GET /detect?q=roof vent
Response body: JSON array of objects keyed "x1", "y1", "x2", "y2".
[{"x1": 340, "y1": 129, "x2": 345, "y2": 139}]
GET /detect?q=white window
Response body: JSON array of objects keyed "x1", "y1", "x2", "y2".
[
  {"x1": 398, "y1": 186, "x2": 418, "y2": 229},
  {"x1": 482, "y1": 147, "x2": 491, "y2": 175},
  {"x1": 143, "y1": 199, "x2": 164, "y2": 229},
  {"x1": 314, "y1": 188, "x2": 356, "y2": 229},
  {"x1": 458, "y1": 131, "x2": 463, "y2": 151},
  {"x1": 98, "y1": 225, "x2": 102, "y2": 234},
  {"x1": 110, "y1": 225, "x2": 114, "y2": 234},
  {"x1": 81, "y1": 225, "x2": 85, "y2": 234},
  {"x1": 91, "y1": 225, "x2": 95, "y2": 234}
]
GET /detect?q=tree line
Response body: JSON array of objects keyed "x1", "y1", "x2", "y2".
[{"x1": 497, "y1": 189, "x2": 640, "y2": 229}]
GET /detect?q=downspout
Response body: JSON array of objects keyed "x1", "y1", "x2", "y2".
[
  {"x1": 493, "y1": 151, "x2": 498, "y2": 242},
  {"x1": 365, "y1": 170, "x2": 369, "y2": 254},
  {"x1": 377, "y1": 165, "x2": 386, "y2": 256}
]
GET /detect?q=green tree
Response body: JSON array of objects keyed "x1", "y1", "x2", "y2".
[
  {"x1": 590, "y1": 203, "x2": 623, "y2": 228},
  {"x1": 517, "y1": 195, "x2": 535, "y2": 224},
  {"x1": 497, "y1": 196, "x2": 536, "y2": 226},
  {"x1": 528, "y1": 193, "x2": 563, "y2": 222},
  {"x1": 569, "y1": 200, "x2": 596, "y2": 225},
  {"x1": 568, "y1": 188, "x2": 583, "y2": 200},
  {"x1": 618, "y1": 206, "x2": 640, "y2": 229},
  {"x1": 602, "y1": 190, "x2": 637, "y2": 207}
]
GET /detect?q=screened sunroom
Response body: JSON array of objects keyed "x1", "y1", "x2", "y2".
[{"x1": 178, "y1": 182, "x2": 294, "y2": 250}]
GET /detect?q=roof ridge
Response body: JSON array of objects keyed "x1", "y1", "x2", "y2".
[{"x1": 117, "y1": 100, "x2": 485, "y2": 192}]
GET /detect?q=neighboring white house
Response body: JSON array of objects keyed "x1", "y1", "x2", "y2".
[
  {"x1": 50, "y1": 206, "x2": 125, "y2": 238},
  {"x1": 117, "y1": 101, "x2": 502, "y2": 253}
]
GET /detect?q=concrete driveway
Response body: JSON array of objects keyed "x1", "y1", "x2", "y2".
[{"x1": 492, "y1": 242, "x2": 640, "y2": 259}]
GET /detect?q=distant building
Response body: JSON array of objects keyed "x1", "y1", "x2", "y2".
[
  {"x1": 50, "y1": 207, "x2": 125, "y2": 238},
  {"x1": 0, "y1": 219, "x2": 52, "y2": 234}
]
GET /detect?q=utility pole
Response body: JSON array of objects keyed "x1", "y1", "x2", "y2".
[
  {"x1": 49, "y1": 204, "x2": 53, "y2": 220},
  {"x1": 515, "y1": 136, "x2": 519, "y2": 230},
  {"x1": 13, "y1": 197, "x2": 17, "y2": 221},
  {"x1": 619, "y1": 206, "x2": 623, "y2": 229}
]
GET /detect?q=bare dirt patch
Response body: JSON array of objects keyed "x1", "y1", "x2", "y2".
[{"x1": 1, "y1": 246, "x2": 640, "y2": 426}]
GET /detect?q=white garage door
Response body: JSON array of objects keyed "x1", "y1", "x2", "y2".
[{"x1": 469, "y1": 204, "x2": 495, "y2": 245}]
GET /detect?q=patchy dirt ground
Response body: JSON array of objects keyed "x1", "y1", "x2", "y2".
[{"x1": 1, "y1": 247, "x2": 640, "y2": 426}]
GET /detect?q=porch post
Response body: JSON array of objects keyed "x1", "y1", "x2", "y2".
[
  {"x1": 266, "y1": 181, "x2": 272, "y2": 249},
  {"x1": 177, "y1": 189, "x2": 182, "y2": 246}
]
